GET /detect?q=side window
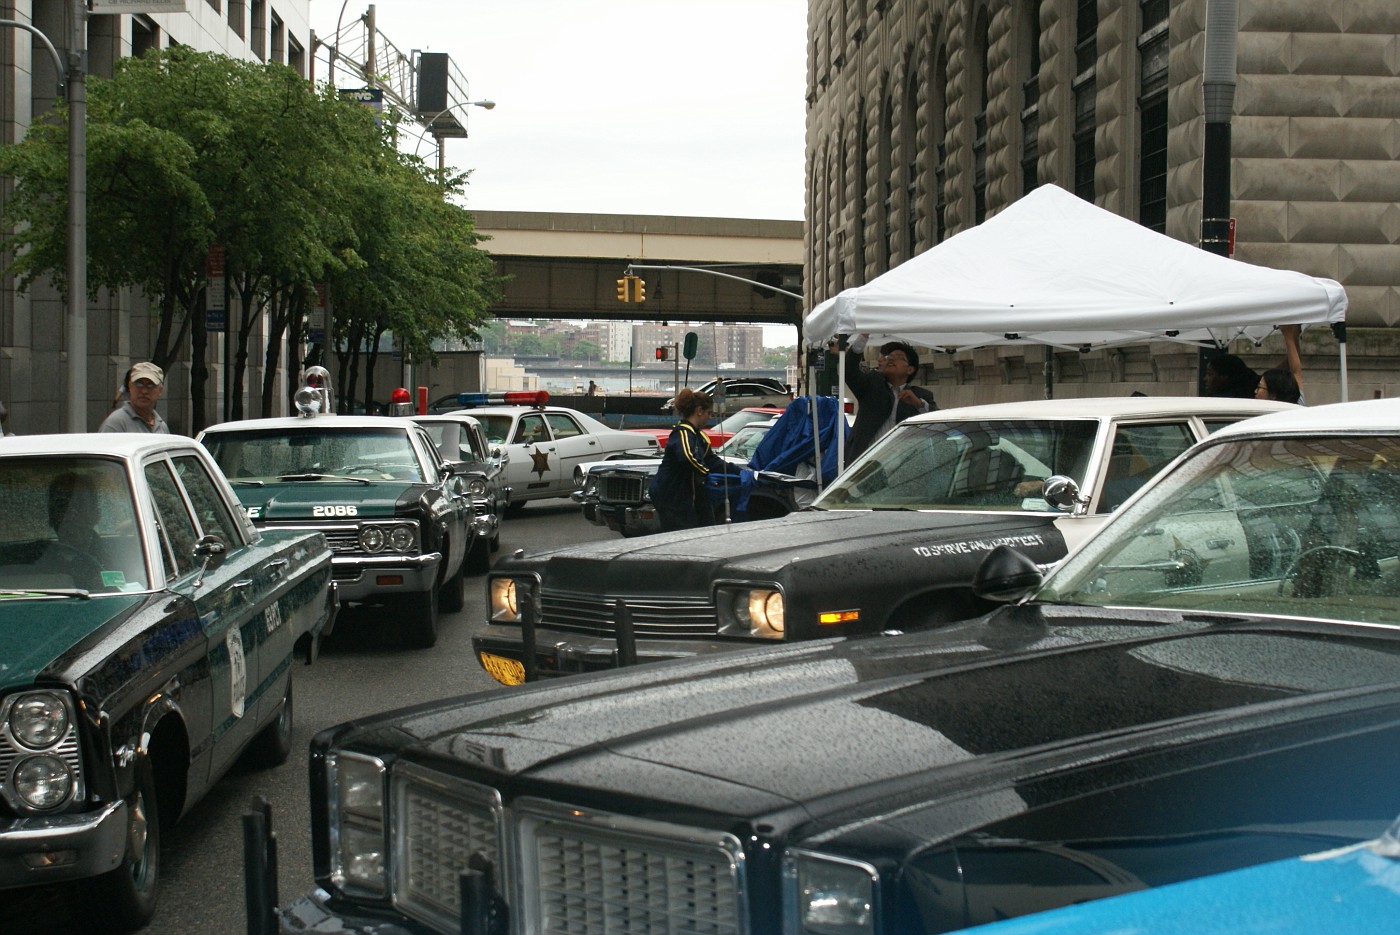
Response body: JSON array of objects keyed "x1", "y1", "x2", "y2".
[
  {"x1": 545, "y1": 413, "x2": 583, "y2": 440},
  {"x1": 467, "y1": 425, "x2": 489, "y2": 461},
  {"x1": 1099, "y1": 422, "x2": 1195, "y2": 512},
  {"x1": 514, "y1": 414, "x2": 547, "y2": 444},
  {"x1": 144, "y1": 461, "x2": 200, "y2": 578},
  {"x1": 172, "y1": 455, "x2": 245, "y2": 547},
  {"x1": 413, "y1": 428, "x2": 445, "y2": 482}
]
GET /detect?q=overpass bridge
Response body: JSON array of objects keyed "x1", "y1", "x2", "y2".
[{"x1": 470, "y1": 212, "x2": 805, "y2": 328}]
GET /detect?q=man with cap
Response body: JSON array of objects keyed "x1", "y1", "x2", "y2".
[
  {"x1": 832, "y1": 333, "x2": 937, "y2": 462},
  {"x1": 99, "y1": 362, "x2": 170, "y2": 433}
]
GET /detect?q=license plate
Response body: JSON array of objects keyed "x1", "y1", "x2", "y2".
[{"x1": 479, "y1": 651, "x2": 525, "y2": 686}]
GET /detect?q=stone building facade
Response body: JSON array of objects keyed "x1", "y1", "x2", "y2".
[
  {"x1": 805, "y1": 0, "x2": 1400, "y2": 406},
  {"x1": 0, "y1": 0, "x2": 312, "y2": 434}
]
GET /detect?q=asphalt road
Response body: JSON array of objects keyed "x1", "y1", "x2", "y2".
[{"x1": 6, "y1": 497, "x2": 612, "y2": 935}]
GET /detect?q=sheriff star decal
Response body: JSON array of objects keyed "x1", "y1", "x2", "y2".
[{"x1": 528, "y1": 446, "x2": 551, "y2": 478}]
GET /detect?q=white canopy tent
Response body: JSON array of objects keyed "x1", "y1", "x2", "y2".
[{"x1": 804, "y1": 184, "x2": 1347, "y2": 364}]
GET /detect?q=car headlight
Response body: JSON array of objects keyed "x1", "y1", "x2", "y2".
[
  {"x1": 783, "y1": 851, "x2": 878, "y2": 935},
  {"x1": 716, "y1": 586, "x2": 785, "y2": 639},
  {"x1": 328, "y1": 752, "x2": 388, "y2": 897},
  {"x1": 582, "y1": 476, "x2": 599, "y2": 497},
  {"x1": 359, "y1": 525, "x2": 386, "y2": 553},
  {"x1": 467, "y1": 477, "x2": 488, "y2": 498},
  {"x1": 489, "y1": 576, "x2": 524, "y2": 622},
  {"x1": 388, "y1": 524, "x2": 417, "y2": 552},
  {"x1": 14, "y1": 755, "x2": 74, "y2": 810},
  {"x1": 10, "y1": 691, "x2": 70, "y2": 749}
]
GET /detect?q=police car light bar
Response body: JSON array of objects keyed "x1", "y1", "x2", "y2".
[{"x1": 456, "y1": 391, "x2": 550, "y2": 408}]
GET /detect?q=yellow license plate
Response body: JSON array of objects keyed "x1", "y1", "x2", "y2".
[{"x1": 479, "y1": 651, "x2": 526, "y2": 686}]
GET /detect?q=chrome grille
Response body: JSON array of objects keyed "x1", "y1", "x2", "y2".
[
  {"x1": 599, "y1": 474, "x2": 646, "y2": 504},
  {"x1": 518, "y1": 798, "x2": 745, "y2": 935},
  {"x1": 261, "y1": 521, "x2": 359, "y2": 554},
  {"x1": 385, "y1": 769, "x2": 747, "y2": 935},
  {"x1": 540, "y1": 588, "x2": 717, "y2": 637},
  {"x1": 393, "y1": 765, "x2": 504, "y2": 933}
]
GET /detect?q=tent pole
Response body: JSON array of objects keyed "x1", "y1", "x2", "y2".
[
  {"x1": 836, "y1": 347, "x2": 847, "y2": 474},
  {"x1": 809, "y1": 362, "x2": 823, "y2": 487},
  {"x1": 1333, "y1": 323, "x2": 1348, "y2": 402},
  {"x1": 1043, "y1": 347, "x2": 1054, "y2": 399}
]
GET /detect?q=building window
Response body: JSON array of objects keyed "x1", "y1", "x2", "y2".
[
  {"x1": 1138, "y1": 0, "x2": 1169, "y2": 232},
  {"x1": 205, "y1": 0, "x2": 221, "y2": 11},
  {"x1": 228, "y1": 0, "x2": 245, "y2": 39},
  {"x1": 903, "y1": 69, "x2": 920, "y2": 257},
  {"x1": 1020, "y1": 0, "x2": 1042, "y2": 196},
  {"x1": 288, "y1": 35, "x2": 305, "y2": 76},
  {"x1": 132, "y1": 15, "x2": 159, "y2": 58},
  {"x1": 251, "y1": 0, "x2": 267, "y2": 61},
  {"x1": 1073, "y1": 0, "x2": 1098, "y2": 201},
  {"x1": 270, "y1": 11, "x2": 285, "y2": 64},
  {"x1": 972, "y1": 8, "x2": 991, "y2": 224},
  {"x1": 934, "y1": 47, "x2": 948, "y2": 243}
]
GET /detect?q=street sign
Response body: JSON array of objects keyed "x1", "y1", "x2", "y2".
[{"x1": 205, "y1": 244, "x2": 226, "y2": 330}]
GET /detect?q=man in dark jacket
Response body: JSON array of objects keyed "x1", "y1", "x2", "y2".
[{"x1": 837, "y1": 334, "x2": 937, "y2": 461}]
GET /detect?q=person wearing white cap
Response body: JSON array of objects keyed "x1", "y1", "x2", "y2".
[{"x1": 99, "y1": 361, "x2": 170, "y2": 433}]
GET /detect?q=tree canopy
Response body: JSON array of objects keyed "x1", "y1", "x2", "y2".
[{"x1": 0, "y1": 47, "x2": 501, "y2": 428}]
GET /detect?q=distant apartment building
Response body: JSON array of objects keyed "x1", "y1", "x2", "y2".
[
  {"x1": 0, "y1": 0, "x2": 313, "y2": 433},
  {"x1": 805, "y1": 0, "x2": 1400, "y2": 404},
  {"x1": 630, "y1": 322, "x2": 765, "y2": 369}
]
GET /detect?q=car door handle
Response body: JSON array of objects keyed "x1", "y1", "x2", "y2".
[
  {"x1": 1206, "y1": 538, "x2": 1232, "y2": 550},
  {"x1": 265, "y1": 558, "x2": 289, "y2": 574},
  {"x1": 232, "y1": 578, "x2": 253, "y2": 590}
]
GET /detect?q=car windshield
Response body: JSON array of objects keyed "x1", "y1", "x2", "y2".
[
  {"x1": 715, "y1": 409, "x2": 777, "y2": 434},
  {"x1": 1042, "y1": 433, "x2": 1400, "y2": 627},
  {"x1": 472, "y1": 414, "x2": 517, "y2": 445},
  {"x1": 815, "y1": 419, "x2": 1097, "y2": 511},
  {"x1": 720, "y1": 423, "x2": 772, "y2": 460},
  {"x1": 0, "y1": 457, "x2": 147, "y2": 594},
  {"x1": 204, "y1": 427, "x2": 425, "y2": 482}
]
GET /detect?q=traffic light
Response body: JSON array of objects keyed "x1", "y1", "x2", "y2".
[
  {"x1": 655, "y1": 346, "x2": 669, "y2": 361},
  {"x1": 633, "y1": 277, "x2": 646, "y2": 303},
  {"x1": 616, "y1": 277, "x2": 631, "y2": 303}
]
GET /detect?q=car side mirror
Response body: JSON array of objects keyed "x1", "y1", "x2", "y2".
[
  {"x1": 972, "y1": 545, "x2": 1044, "y2": 604},
  {"x1": 491, "y1": 446, "x2": 508, "y2": 465},
  {"x1": 193, "y1": 533, "x2": 227, "y2": 588},
  {"x1": 441, "y1": 459, "x2": 469, "y2": 477},
  {"x1": 1042, "y1": 474, "x2": 1086, "y2": 514}
]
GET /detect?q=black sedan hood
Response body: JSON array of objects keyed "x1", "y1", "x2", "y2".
[
  {"x1": 508, "y1": 508, "x2": 1063, "y2": 586},
  {"x1": 365, "y1": 605, "x2": 1399, "y2": 822}
]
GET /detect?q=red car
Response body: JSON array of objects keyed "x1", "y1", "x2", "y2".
[{"x1": 627, "y1": 405, "x2": 784, "y2": 448}]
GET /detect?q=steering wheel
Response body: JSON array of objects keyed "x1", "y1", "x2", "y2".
[
  {"x1": 46, "y1": 541, "x2": 107, "y2": 590},
  {"x1": 1277, "y1": 545, "x2": 1365, "y2": 597}
]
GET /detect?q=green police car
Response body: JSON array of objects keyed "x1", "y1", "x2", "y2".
[{"x1": 199, "y1": 409, "x2": 477, "y2": 649}]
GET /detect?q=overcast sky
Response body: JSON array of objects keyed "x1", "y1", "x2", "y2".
[
  {"x1": 313, "y1": 1, "x2": 808, "y2": 345},
  {"x1": 315, "y1": 0, "x2": 808, "y2": 220}
]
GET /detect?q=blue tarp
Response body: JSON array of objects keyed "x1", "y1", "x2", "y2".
[{"x1": 705, "y1": 396, "x2": 848, "y2": 514}]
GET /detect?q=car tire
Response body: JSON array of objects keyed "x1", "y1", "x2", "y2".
[
  {"x1": 506, "y1": 499, "x2": 527, "y2": 516},
  {"x1": 402, "y1": 587, "x2": 439, "y2": 649},
  {"x1": 87, "y1": 754, "x2": 160, "y2": 931},
  {"x1": 489, "y1": 530, "x2": 501, "y2": 553},
  {"x1": 440, "y1": 554, "x2": 467, "y2": 611},
  {"x1": 245, "y1": 674, "x2": 294, "y2": 768}
]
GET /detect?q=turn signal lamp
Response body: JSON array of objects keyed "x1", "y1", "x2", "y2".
[{"x1": 819, "y1": 609, "x2": 860, "y2": 625}]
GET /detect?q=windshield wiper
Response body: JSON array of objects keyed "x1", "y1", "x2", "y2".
[
  {"x1": 232, "y1": 479, "x2": 265, "y2": 487},
  {"x1": 276, "y1": 473, "x2": 372, "y2": 485},
  {"x1": 0, "y1": 588, "x2": 92, "y2": 600}
]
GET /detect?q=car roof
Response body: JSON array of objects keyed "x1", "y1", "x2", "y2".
[
  {"x1": 412, "y1": 413, "x2": 484, "y2": 426},
  {"x1": 905, "y1": 395, "x2": 1294, "y2": 424},
  {"x1": 0, "y1": 433, "x2": 207, "y2": 459},
  {"x1": 1207, "y1": 396, "x2": 1400, "y2": 438},
  {"x1": 199, "y1": 415, "x2": 418, "y2": 434}
]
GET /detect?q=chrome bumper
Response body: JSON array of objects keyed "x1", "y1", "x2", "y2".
[
  {"x1": 0, "y1": 800, "x2": 128, "y2": 888},
  {"x1": 331, "y1": 552, "x2": 441, "y2": 603}
]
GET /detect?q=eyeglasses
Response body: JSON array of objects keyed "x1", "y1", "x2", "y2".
[{"x1": 878, "y1": 353, "x2": 909, "y2": 363}]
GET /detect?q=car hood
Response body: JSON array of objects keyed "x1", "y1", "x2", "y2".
[
  {"x1": 360, "y1": 604, "x2": 1369, "y2": 821},
  {"x1": 228, "y1": 481, "x2": 423, "y2": 519},
  {"x1": 510, "y1": 508, "x2": 1064, "y2": 586},
  {"x1": 0, "y1": 593, "x2": 150, "y2": 690}
]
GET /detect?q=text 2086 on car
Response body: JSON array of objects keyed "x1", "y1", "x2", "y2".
[
  {"x1": 0, "y1": 433, "x2": 335, "y2": 931},
  {"x1": 199, "y1": 372, "x2": 478, "y2": 649},
  {"x1": 249, "y1": 398, "x2": 1400, "y2": 935},
  {"x1": 478, "y1": 396, "x2": 1289, "y2": 684}
]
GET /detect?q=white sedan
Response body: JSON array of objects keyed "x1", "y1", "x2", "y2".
[{"x1": 452, "y1": 404, "x2": 658, "y2": 510}]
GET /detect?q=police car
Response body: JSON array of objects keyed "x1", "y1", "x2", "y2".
[{"x1": 198, "y1": 370, "x2": 475, "y2": 648}]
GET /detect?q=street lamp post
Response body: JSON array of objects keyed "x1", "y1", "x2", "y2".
[
  {"x1": 416, "y1": 100, "x2": 495, "y2": 173},
  {"x1": 0, "y1": 7, "x2": 85, "y2": 431}
]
